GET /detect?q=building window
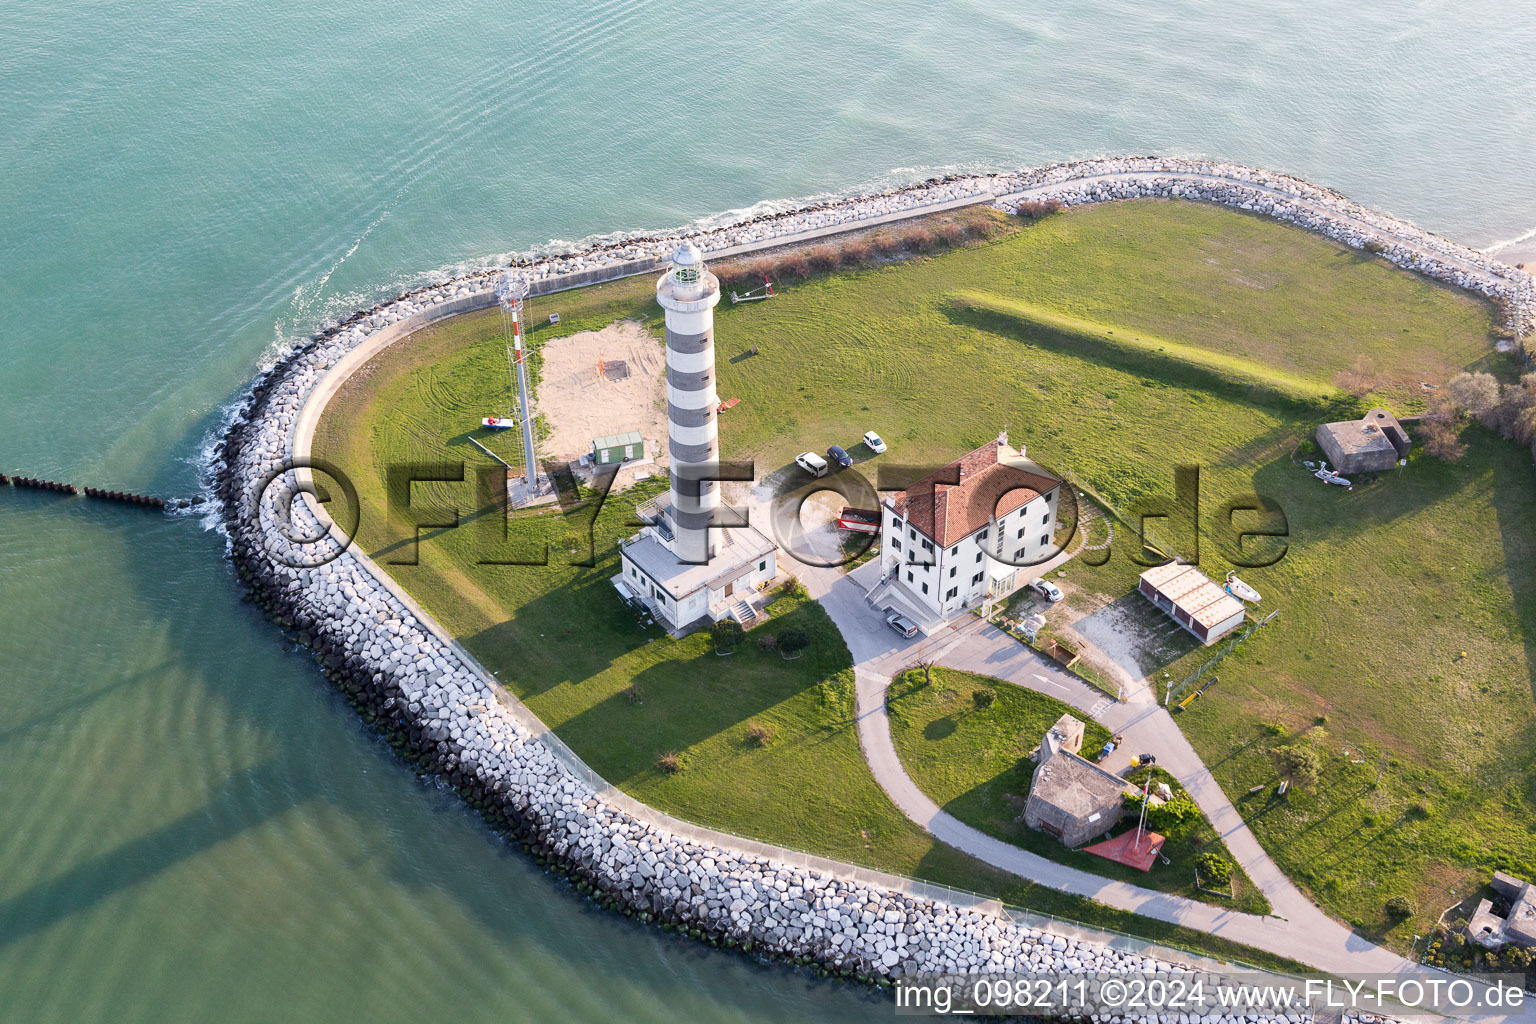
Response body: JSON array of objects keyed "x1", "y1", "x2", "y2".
[
  {"x1": 945, "y1": 587, "x2": 958, "y2": 600},
  {"x1": 1016, "y1": 526, "x2": 1025, "y2": 539},
  {"x1": 978, "y1": 528, "x2": 988, "y2": 541},
  {"x1": 1014, "y1": 548, "x2": 1025, "y2": 561},
  {"x1": 908, "y1": 528, "x2": 916, "y2": 541},
  {"x1": 758, "y1": 560, "x2": 766, "y2": 571},
  {"x1": 950, "y1": 545, "x2": 959, "y2": 555},
  {"x1": 1039, "y1": 536, "x2": 1049, "y2": 547},
  {"x1": 921, "y1": 582, "x2": 929, "y2": 595},
  {"x1": 975, "y1": 551, "x2": 983, "y2": 564},
  {"x1": 891, "y1": 537, "x2": 901, "y2": 551},
  {"x1": 906, "y1": 570, "x2": 913, "y2": 583},
  {"x1": 922, "y1": 539, "x2": 933, "y2": 553},
  {"x1": 971, "y1": 571, "x2": 984, "y2": 584},
  {"x1": 949, "y1": 566, "x2": 956, "y2": 578},
  {"x1": 1041, "y1": 513, "x2": 1049, "y2": 525}
]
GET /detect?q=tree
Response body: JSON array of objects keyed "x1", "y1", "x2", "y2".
[
  {"x1": 1420, "y1": 395, "x2": 1467, "y2": 462},
  {"x1": 1334, "y1": 354, "x2": 1378, "y2": 398},
  {"x1": 777, "y1": 627, "x2": 810, "y2": 659},
  {"x1": 1386, "y1": 895, "x2": 1415, "y2": 920},
  {"x1": 971, "y1": 688, "x2": 996, "y2": 711},
  {"x1": 1197, "y1": 852, "x2": 1232, "y2": 886},
  {"x1": 1446, "y1": 372, "x2": 1501, "y2": 417},
  {"x1": 1273, "y1": 743, "x2": 1321, "y2": 788},
  {"x1": 710, "y1": 618, "x2": 743, "y2": 655}
]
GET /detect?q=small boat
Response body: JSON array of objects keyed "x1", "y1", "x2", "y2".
[
  {"x1": 1225, "y1": 572, "x2": 1261, "y2": 603},
  {"x1": 482, "y1": 416, "x2": 517, "y2": 429},
  {"x1": 1314, "y1": 467, "x2": 1351, "y2": 487},
  {"x1": 835, "y1": 506, "x2": 881, "y2": 534}
]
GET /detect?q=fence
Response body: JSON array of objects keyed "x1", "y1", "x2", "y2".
[{"x1": 1166, "y1": 609, "x2": 1280, "y2": 707}]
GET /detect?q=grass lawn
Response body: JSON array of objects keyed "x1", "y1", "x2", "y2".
[
  {"x1": 311, "y1": 196, "x2": 1531, "y2": 960},
  {"x1": 887, "y1": 667, "x2": 1271, "y2": 915}
]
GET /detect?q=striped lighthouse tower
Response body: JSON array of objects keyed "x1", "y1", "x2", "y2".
[{"x1": 656, "y1": 239, "x2": 721, "y2": 564}]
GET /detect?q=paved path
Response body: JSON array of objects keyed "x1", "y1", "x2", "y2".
[{"x1": 757, "y1": 500, "x2": 1415, "y2": 974}]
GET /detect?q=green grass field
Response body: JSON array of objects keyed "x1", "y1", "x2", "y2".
[
  {"x1": 311, "y1": 197, "x2": 1532, "y2": 958},
  {"x1": 887, "y1": 667, "x2": 1272, "y2": 915}
]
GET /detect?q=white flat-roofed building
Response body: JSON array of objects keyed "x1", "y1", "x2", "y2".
[{"x1": 1137, "y1": 562, "x2": 1246, "y2": 645}]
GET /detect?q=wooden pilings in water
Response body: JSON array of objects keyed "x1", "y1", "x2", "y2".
[{"x1": 2, "y1": 474, "x2": 167, "y2": 508}]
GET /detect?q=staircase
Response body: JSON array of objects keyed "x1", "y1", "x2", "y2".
[
  {"x1": 864, "y1": 576, "x2": 894, "y2": 608},
  {"x1": 729, "y1": 597, "x2": 757, "y2": 628}
]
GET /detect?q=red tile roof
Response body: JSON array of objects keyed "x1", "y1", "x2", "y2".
[{"x1": 889, "y1": 440, "x2": 1060, "y2": 547}]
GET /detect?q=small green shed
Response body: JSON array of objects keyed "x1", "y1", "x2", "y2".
[{"x1": 591, "y1": 430, "x2": 644, "y2": 465}]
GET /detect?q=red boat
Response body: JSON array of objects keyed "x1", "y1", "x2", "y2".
[{"x1": 835, "y1": 506, "x2": 881, "y2": 534}]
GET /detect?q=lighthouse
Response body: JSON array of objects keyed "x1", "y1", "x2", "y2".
[
  {"x1": 656, "y1": 239, "x2": 721, "y2": 564},
  {"x1": 612, "y1": 240, "x2": 778, "y2": 635}
]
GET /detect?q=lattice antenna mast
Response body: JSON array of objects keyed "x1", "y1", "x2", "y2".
[{"x1": 494, "y1": 271, "x2": 538, "y2": 490}]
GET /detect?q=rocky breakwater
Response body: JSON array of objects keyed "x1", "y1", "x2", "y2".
[
  {"x1": 212, "y1": 313, "x2": 1290, "y2": 1014},
  {"x1": 208, "y1": 157, "x2": 1494, "y2": 1012}
]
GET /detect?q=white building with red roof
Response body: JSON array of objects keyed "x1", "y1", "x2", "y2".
[{"x1": 873, "y1": 433, "x2": 1062, "y2": 628}]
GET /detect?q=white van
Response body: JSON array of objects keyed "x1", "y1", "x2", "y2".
[{"x1": 794, "y1": 451, "x2": 829, "y2": 478}]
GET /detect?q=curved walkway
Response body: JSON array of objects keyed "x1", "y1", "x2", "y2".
[{"x1": 765, "y1": 508, "x2": 1413, "y2": 975}]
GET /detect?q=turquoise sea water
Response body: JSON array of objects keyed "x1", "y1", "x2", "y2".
[{"x1": 2, "y1": 2, "x2": 1533, "y2": 1020}]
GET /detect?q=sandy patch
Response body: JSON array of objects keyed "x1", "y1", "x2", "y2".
[{"x1": 538, "y1": 320, "x2": 667, "y2": 467}]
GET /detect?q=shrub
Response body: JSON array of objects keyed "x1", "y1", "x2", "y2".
[
  {"x1": 745, "y1": 721, "x2": 775, "y2": 747},
  {"x1": 777, "y1": 627, "x2": 810, "y2": 659},
  {"x1": 711, "y1": 618, "x2": 743, "y2": 654},
  {"x1": 779, "y1": 577, "x2": 808, "y2": 600},
  {"x1": 971, "y1": 688, "x2": 997, "y2": 711},
  {"x1": 838, "y1": 240, "x2": 870, "y2": 267},
  {"x1": 904, "y1": 226, "x2": 938, "y2": 252},
  {"x1": 870, "y1": 231, "x2": 901, "y2": 256},
  {"x1": 937, "y1": 221, "x2": 967, "y2": 247},
  {"x1": 624, "y1": 684, "x2": 644, "y2": 704},
  {"x1": 806, "y1": 245, "x2": 838, "y2": 271},
  {"x1": 1446, "y1": 371, "x2": 1501, "y2": 417},
  {"x1": 1364, "y1": 238, "x2": 1389, "y2": 254},
  {"x1": 1273, "y1": 743, "x2": 1321, "y2": 787},
  {"x1": 1147, "y1": 796, "x2": 1200, "y2": 835},
  {"x1": 1197, "y1": 852, "x2": 1232, "y2": 886},
  {"x1": 1016, "y1": 199, "x2": 1055, "y2": 219},
  {"x1": 778, "y1": 253, "x2": 809, "y2": 279},
  {"x1": 656, "y1": 749, "x2": 688, "y2": 773},
  {"x1": 1386, "y1": 895, "x2": 1415, "y2": 920},
  {"x1": 1262, "y1": 721, "x2": 1286, "y2": 737}
]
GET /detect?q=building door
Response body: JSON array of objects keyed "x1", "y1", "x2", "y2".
[{"x1": 724, "y1": 581, "x2": 734, "y2": 598}]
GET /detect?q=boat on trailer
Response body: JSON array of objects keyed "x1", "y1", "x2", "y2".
[
  {"x1": 835, "y1": 506, "x2": 881, "y2": 534},
  {"x1": 482, "y1": 416, "x2": 517, "y2": 429}
]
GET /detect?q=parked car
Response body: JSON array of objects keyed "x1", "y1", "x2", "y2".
[
  {"x1": 826, "y1": 444, "x2": 852, "y2": 469},
  {"x1": 795, "y1": 451, "x2": 829, "y2": 478},
  {"x1": 885, "y1": 610, "x2": 918, "y2": 638},
  {"x1": 1029, "y1": 577, "x2": 1063, "y2": 602},
  {"x1": 862, "y1": 430, "x2": 887, "y2": 454}
]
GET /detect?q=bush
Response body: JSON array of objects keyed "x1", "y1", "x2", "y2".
[
  {"x1": 779, "y1": 577, "x2": 807, "y2": 600},
  {"x1": 1197, "y1": 852, "x2": 1232, "y2": 886},
  {"x1": 777, "y1": 627, "x2": 810, "y2": 659},
  {"x1": 1446, "y1": 371, "x2": 1501, "y2": 417},
  {"x1": 806, "y1": 245, "x2": 838, "y2": 271},
  {"x1": 1147, "y1": 796, "x2": 1200, "y2": 835},
  {"x1": 1273, "y1": 743, "x2": 1321, "y2": 787},
  {"x1": 778, "y1": 253, "x2": 809, "y2": 280},
  {"x1": 656, "y1": 749, "x2": 688, "y2": 773},
  {"x1": 971, "y1": 688, "x2": 997, "y2": 711},
  {"x1": 1364, "y1": 238, "x2": 1389, "y2": 254},
  {"x1": 838, "y1": 240, "x2": 870, "y2": 267},
  {"x1": 624, "y1": 684, "x2": 644, "y2": 704},
  {"x1": 745, "y1": 721, "x2": 775, "y2": 747},
  {"x1": 711, "y1": 618, "x2": 743, "y2": 654},
  {"x1": 1386, "y1": 895, "x2": 1415, "y2": 920},
  {"x1": 937, "y1": 221, "x2": 967, "y2": 247}
]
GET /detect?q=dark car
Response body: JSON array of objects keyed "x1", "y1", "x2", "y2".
[{"x1": 826, "y1": 444, "x2": 852, "y2": 469}]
